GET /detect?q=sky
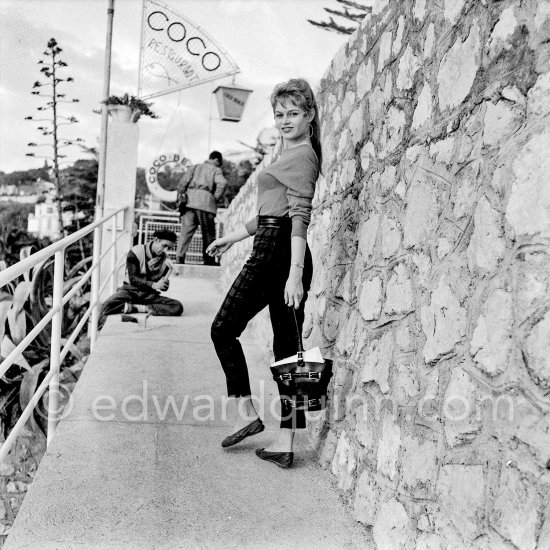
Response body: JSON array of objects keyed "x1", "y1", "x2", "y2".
[{"x1": 0, "y1": 0, "x2": 351, "y2": 174}]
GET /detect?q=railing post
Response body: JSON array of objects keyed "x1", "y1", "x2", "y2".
[
  {"x1": 110, "y1": 213, "x2": 118, "y2": 294},
  {"x1": 90, "y1": 225, "x2": 102, "y2": 351},
  {"x1": 47, "y1": 249, "x2": 64, "y2": 446}
]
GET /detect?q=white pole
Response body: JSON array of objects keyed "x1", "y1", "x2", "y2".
[
  {"x1": 96, "y1": 0, "x2": 115, "y2": 219},
  {"x1": 47, "y1": 250, "x2": 65, "y2": 446},
  {"x1": 89, "y1": 226, "x2": 102, "y2": 351},
  {"x1": 109, "y1": 213, "x2": 118, "y2": 294}
]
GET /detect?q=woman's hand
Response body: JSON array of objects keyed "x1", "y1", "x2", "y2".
[
  {"x1": 284, "y1": 266, "x2": 304, "y2": 309},
  {"x1": 206, "y1": 237, "x2": 233, "y2": 258}
]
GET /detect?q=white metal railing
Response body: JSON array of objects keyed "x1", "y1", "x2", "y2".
[
  {"x1": 0, "y1": 206, "x2": 130, "y2": 461},
  {"x1": 135, "y1": 208, "x2": 226, "y2": 264}
]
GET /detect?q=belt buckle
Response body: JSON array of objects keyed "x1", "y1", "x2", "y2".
[
  {"x1": 308, "y1": 372, "x2": 321, "y2": 379},
  {"x1": 280, "y1": 373, "x2": 293, "y2": 381}
]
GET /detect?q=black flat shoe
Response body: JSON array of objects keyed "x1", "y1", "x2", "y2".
[
  {"x1": 221, "y1": 418, "x2": 264, "y2": 448},
  {"x1": 255, "y1": 448, "x2": 294, "y2": 468}
]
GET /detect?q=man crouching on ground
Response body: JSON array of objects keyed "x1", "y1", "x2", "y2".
[{"x1": 98, "y1": 230, "x2": 183, "y2": 329}]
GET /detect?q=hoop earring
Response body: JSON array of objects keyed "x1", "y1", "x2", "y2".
[{"x1": 309, "y1": 124, "x2": 314, "y2": 139}]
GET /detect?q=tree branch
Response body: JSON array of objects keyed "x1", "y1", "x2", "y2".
[
  {"x1": 307, "y1": 17, "x2": 356, "y2": 35},
  {"x1": 325, "y1": 7, "x2": 367, "y2": 22}
]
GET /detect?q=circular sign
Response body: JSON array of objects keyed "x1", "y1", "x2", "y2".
[{"x1": 147, "y1": 153, "x2": 191, "y2": 202}]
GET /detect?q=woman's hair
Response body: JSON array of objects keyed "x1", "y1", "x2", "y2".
[{"x1": 270, "y1": 78, "x2": 323, "y2": 170}]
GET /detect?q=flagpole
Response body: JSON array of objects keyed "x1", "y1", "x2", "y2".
[
  {"x1": 96, "y1": 0, "x2": 115, "y2": 219},
  {"x1": 137, "y1": 0, "x2": 146, "y2": 97}
]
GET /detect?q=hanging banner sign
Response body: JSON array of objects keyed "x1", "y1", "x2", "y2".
[{"x1": 138, "y1": 0, "x2": 240, "y2": 100}]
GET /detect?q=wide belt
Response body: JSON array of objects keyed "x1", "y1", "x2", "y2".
[{"x1": 258, "y1": 216, "x2": 291, "y2": 228}]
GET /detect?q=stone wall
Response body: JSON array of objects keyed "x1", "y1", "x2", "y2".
[{"x1": 221, "y1": 0, "x2": 550, "y2": 547}]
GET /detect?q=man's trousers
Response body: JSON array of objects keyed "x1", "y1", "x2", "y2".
[
  {"x1": 98, "y1": 288, "x2": 183, "y2": 329},
  {"x1": 176, "y1": 208, "x2": 217, "y2": 265},
  {"x1": 210, "y1": 217, "x2": 313, "y2": 429}
]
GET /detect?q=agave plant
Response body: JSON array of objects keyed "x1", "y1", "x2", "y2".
[{"x1": 0, "y1": 245, "x2": 91, "y2": 439}]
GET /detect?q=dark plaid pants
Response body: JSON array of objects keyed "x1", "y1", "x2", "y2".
[
  {"x1": 211, "y1": 218, "x2": 313, "y2": 429},
  {"x1": 176, "y1": 208, "x2": 217, "y2": 265}
]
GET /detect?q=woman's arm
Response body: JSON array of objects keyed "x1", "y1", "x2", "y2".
[
  {"x1": 206, "y1": 226, "x2": 251, "y2": 258},
  {"x1": 284, "y1": 235, "x2": 307, "y2": 309}
]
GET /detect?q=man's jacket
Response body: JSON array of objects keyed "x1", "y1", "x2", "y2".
[
  {"x1": 121, "y1": 243, "x2": 172, "y2": 294},
  {"x1": 178, "y1": 159, "x2": 227, "y2": 214}
]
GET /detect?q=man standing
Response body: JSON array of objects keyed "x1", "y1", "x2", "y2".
[
  {"x1": 176, "y1": 150, "x2": 227, "y2": 265},
  {"x1": 98, "y1": 230, "x2": 183, "y2": 328}
]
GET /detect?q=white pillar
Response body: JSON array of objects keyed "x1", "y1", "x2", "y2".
[{"x1": 99, "y1": 120, "x2": 139, "y2": 301}]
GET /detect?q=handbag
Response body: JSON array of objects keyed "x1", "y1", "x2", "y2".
[
  {"x1": 270, "y1": 308, "x2": 333, "y2": 411},
  {"x1": 176, "y1": 165, "x2": 197, "y2": 216}
]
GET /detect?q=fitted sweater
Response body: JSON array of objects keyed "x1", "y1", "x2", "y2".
[{"x1": 245, "y1": 143, "x2": 319, "y2": 239}]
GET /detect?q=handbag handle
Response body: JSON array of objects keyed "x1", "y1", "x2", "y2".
[{"x1": 290, "y1": 308, "x2": 305, "y2": 366}]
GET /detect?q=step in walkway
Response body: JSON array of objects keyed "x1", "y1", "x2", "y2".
[{"x1": 5, "y1": 269, "x2": 370, "y2": 549}]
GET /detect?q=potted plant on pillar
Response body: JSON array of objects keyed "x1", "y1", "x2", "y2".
[{"x1": 102, "y1": 94, "x2": 159, "y2": 122}]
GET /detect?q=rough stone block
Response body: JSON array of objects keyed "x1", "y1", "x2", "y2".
[
  {"x1": 359, "y1": 276, "x2": 383, "y2": 321},
  {"x1": 527, "y1": 71, "x2": 550, "y2": 117},
  {"x1": 429, "y1": 137, "x2": 455, "y2": 166},
  {"x1": 376, "y1": 410, "x2": 401, "y2": 480},
  {"x1": 444, "y1": 0, "x2": 466, "y2": 24},
  {"x1": 412, "y1": 83, "x2": 433, "y2": 130},
  {"x1": 421, "y1": 278, "x2": 467, "y2": 364},
  {"x1": 384, "y1": 263, "x2": 414, "y2": 315},
  {"x1": 380, "y1": 216, "x2": 402, "y2": 258},
  {"x1": 380, "y1": 165, "x2": 397, "y2": 195},
  {"x1": 393, "y1": 16, "x2": 405, "y2": 55},
  {"x1": 331, "y1": 431, "x2": 357, "y2": 492},
  {"x1": 336, "y1": 310, "x2": 360, "y2": 357},
  {"x1": 416, "y1": 533, "x2": 445, "y2": 550},
  {"x1": 358, "y1": 212, "x2": 380, "y2": 258},
  {"x1": 437, "y1": 238, "x2": 452, "y2": 259},
  {"x1": 322, "y1": 305, "x2": 340, "y2": 341},
  {"x1": 443, "y1": 367, "x2": 482, "y2": 447},
  {"x1": 524, "y1": 311, "x2": 550, "y2": 388},
  {"x1": 438, "y1": 25, "x2": 481, "y2": 110},
  {"x1": 395, "y1": 320, "x2": 415, "y2": 353},
  {"x1": 362, "y1": 331, "x2": 393, "y2": 394},
  {"x1": 404, "y1": 175, "x2": 440, "y2": 248},
  {"x1": 353, "y1": 469, "x2": 379, "y2": 526},
  {"x1": 349, "y1": 103, "x2": 364, "y2": 146},
  {"x1": 360, "y1": 141, "x2": 375, "y2": 171},
  {"x1": 412, "y1": 252, "x2": 432, "y2": 291},
  {"x1": 399, "y1": 435, "x2": 437, "y2": 498},
  {"x1": 506, "y1": 129, "x2": 550, "y2": 238},
  {"x1": 515, "y1": 413, "x2": 550, "y2": 468},
  {"x1": 470, "y1": 289, "x2": 513, "y2": 377},
  {"x1": 424, "y1": 23, "x2": 435, "y2": 59},
  {"x1": 414, "y1": 0, "x2": 427, "y2": 21},
  {"x1": 397, "y1": 46, "x2": 420, "y2": 90},
  {"x1": 483, "y1": 101, "x2": 523, "y2": 146},
  {"x1": 490, "y1": 467, "x2": 539, "y2": 550},
  {"x1": 436, "y1": 464, "x2": 485, "y2": 541},
  {"x1": 378, "y1": 31, "x2": 393, "y2": 71},
  {"x1": 373, "y1": 498, "x2": 415, "y2": 550},
  {"x1": 356, "y1": 58, "x2": 375, "y2": 98},
  {"x1": 354, "y1": 402, "x2": 375, "y2": 449},
  {"x1": 379, "y1": 106, "x2": 406, "y2": 158},
  {"x1": 337, "y1": 129, "x2": 352, "y2": 158},
  {"x1": 384, "y1": 72, "x2": 393, "y2": 104},
  {"x1": 467, "y1": 197, "x2": 505, "y2": 273},
  {"x1": 369, "y1": 84, "x2": 385, "y2": 123},
  {"x1": 392, "y1": 360, "x2": 420, "y2": 406},
  {"x1": 341, "y1": 91, "x2": 356, "y2": 121},
  {"x1": 489, "y1": 7, "x2": 518, "y2": 58},
  {"x1": 319, "y1": 429, "x2": 338, "y2": 469}
]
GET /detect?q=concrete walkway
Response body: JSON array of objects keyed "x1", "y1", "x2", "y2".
[{"x1": 5, "y1": 268, "x2": 370, "y2": 549}]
